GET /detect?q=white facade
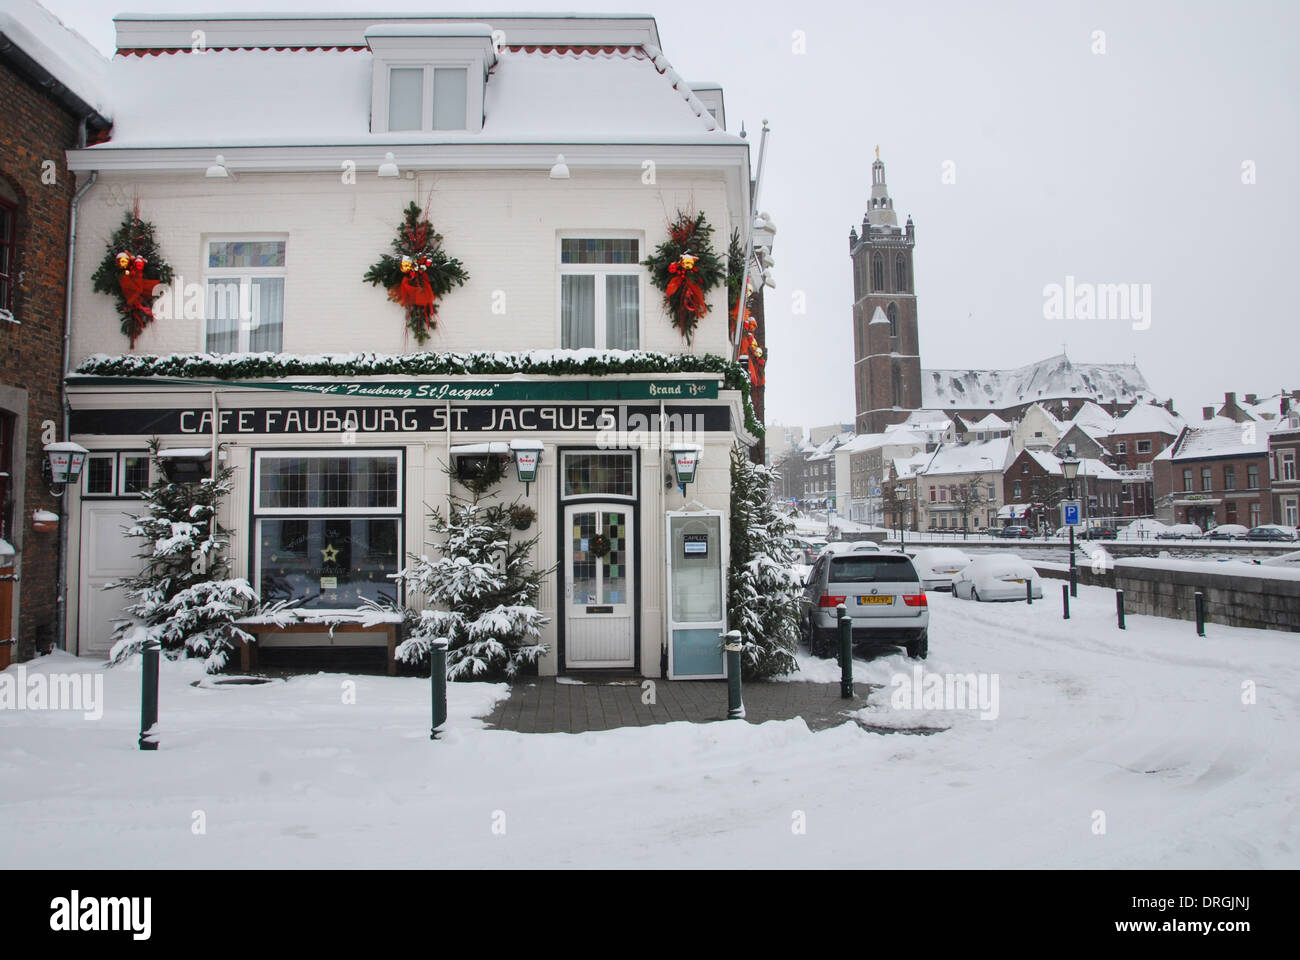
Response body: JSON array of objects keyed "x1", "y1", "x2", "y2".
[{"x1": 60, "y1": 12, "x2": 755, "y2": 679}]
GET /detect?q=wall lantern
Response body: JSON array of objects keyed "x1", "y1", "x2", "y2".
[
  {"x1": 509, "y1": 439, "x2": 543, "y2": 491},
  {"x1": 43, "y1": 441, "x2": 89, "y2": 494},
  {"x1": 669, "y1": 444, "x2": 702, "y2": 493}
]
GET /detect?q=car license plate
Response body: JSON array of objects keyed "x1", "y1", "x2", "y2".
[
  {"x1": 942, "y1": 568, "x2": 961, "y2": 574},
  {"x1": 857, "y1": 596, "x2": 892, "y2": 605}
]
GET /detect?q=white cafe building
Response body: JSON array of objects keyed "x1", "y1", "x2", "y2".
[{"x1": 60, "y1": 12, "x2": 758, "y2": 679}]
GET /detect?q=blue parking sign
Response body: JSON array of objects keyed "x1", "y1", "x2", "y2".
[{"x1": 1064, "y1": 503, "x2": 1080, "y2": 526}]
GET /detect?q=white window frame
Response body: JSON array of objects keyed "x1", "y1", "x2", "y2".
[
  {"x1": 556, "y1": 231, "x2": 645, "y2": 351},
  {"x1": 1136, "y1": 439, "x2": 1152, "y2": 454},
  {"x1": 1284, "y1": 451, "x2": 1296, "y2": 482},
  {"x1": 252, "y1": 449, "x2": 404, "y2": 517},
  {"x1": 81, "y1": 450, "x2": 150, "y2": 499},
  {"x1": 202, "y1": 235, "x2": 288, "y2": 354},
  {"x1": 559, "y1": 449, "x2": 637, "y2": 502}
]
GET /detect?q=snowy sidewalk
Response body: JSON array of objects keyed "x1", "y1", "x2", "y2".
[{"x1": 482, "y1": 676, "x2": 874, "y2": 733}]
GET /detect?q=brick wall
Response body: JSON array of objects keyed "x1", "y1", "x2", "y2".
[{"x1": 0, "y1": 59, "x2": 80, "y2": 659}]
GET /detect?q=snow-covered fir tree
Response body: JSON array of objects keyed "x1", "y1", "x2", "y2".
[
  {"x1": 394, "y1": 465, "x2": 550, "y2": 680},
  {"x1": 107, "y1": 456, "x2": 255, "y2": 672},
  {"x1": 728, "y1": 446, "x2": 802, "y2": 679}
]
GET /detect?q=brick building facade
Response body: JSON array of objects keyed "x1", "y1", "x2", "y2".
[
  {"x1": 1153, "y1": 423, "x2": 1272, "y2": 530},
  {"x1": 0, "y1": 13, "x2": 111, "y2": 660}
]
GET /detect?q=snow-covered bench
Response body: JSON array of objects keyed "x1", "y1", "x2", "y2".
[{"x1": 236, "y1": 609, "x2": 405, "y2": 675}]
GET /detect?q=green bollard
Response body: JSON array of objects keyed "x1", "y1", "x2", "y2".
[
  {"x1": 430, "y1": 639, "x2": 448, "y2": 740},
  {"x1": 1116, "y1": 589, "x2": 1126, "y2": 630},
  {"x1": 723, "y1": 630, "x2": 744, "y2": 719},
  {"x1": 1195, "y1": 591, "x2": 1206, "y2": 637},
  {"x1": 1062, "y1": 584, "x2": 1070, "y2": 619},
  {"x1": 1070, "y1": 566, "x2": 1078, "y2": 599},
  {"x1": 1026, "y1": 580, "x2": 1033, "y2": 604},
  {"x1": 139, "y1": 638, "x2": 159, "y2": 751},
  {"x1": 837, "y1": 604, "x2": 853, "y2": 699}
]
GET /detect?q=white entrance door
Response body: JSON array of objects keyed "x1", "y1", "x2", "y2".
[
  {"x1": 78, "y1": 501, "x2": 143, "y2": 657},
  {"x1": 564, "y1": 503, "x2": 635, "y2": 668}
]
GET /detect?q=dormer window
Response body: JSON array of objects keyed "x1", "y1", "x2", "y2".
[
  {"x1": 387, "y1": 66, "x2": 469, "y2": 131},
  {"x1": 367, "y1": 24, "x2": 494, "y2": 134}
]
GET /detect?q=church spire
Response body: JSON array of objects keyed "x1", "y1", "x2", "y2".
[{"x1": 867, "y1": 149, "x2": 898, "y2": 228}]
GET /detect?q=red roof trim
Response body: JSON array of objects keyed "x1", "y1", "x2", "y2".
[
  {"x1": 116, "y1": 45, "x2": 368, "y2": 56},
  {"x1": 505, "y1": 44, "x2": 642, "y2": 56}
]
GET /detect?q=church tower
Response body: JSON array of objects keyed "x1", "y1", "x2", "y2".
[{"x1": 848, "y1": 151, "x2": 921, "y2": 434}]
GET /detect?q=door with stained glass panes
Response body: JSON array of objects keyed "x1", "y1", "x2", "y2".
[{"x1": 563, "y1": 504, "x2": 635, "y2": 668}]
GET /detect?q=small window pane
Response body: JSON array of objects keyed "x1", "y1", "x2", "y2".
[
  {"x1": 389, "y1": 67, "x2": 424, "y2": 131},
  {"x1": 205, "y1": 279, "x2": 240, "y2": 353},
  {"x1": 561, "y1": 274, "x2": 595, "y2": 349},
  {"x1": 605, "y1": 274, "x2": 639, "y2": 350},
  {"x1": 121, "y1": 455, "x2": 150, "y2": 495},
  {"x1": 208, "y1": 241, "x2": 285, "y2": 269},
  {"x1": 563, "y1": 453, "x2": 635, "y2": 498},
  {"x1": 432, "y1": 67, "x2": 467, "y2": 130},
  {"x1": 561, "y1": 239, "x2": 639, "y2": 264},
  {"x1": 248, "y1": 277, "x2": 284, "y2": 352},
  {"x1": 84, "y1": 455, "x2": 115, "y2": 495}
]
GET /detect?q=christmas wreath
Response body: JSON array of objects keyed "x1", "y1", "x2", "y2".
[
  {"x1": 90, "y1": 207, "x2": 174, "y2": 348},
  {"x1": 363, "y1": 201, "x2": 469, "y2": 344},
  {"x1": 589, "y1": 533, "x2": 612, "y2": 559},
  {"x1": 642, "y1": 210, "x2": 725, "y2": 344}
]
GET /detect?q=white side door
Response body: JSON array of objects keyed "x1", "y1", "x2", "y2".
[
  {"x1": 563, "y1": 503, "x2": 635, "y2": 669},
  {"x1": 78, "y1": 501, "x2": 142, "y2": 657}
]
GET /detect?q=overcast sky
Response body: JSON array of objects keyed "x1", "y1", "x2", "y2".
[{"x1": 43, "y1": 0, "x2": 1300, "y2": 430}]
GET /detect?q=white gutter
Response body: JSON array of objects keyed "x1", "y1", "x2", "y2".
[{"x1": 55, "y1": 161, "x2": 97, "y2": 652}]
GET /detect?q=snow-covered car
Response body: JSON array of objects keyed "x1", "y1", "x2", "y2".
[
  {"x1": 952, "y1": 555, "x2": 1044, "y2": 602},
  {"x1": 1117, "y1": 519, "x2": 1170, "y2": 540},
  {"x1": 997, "y1": 525, "x2": 1034, "y2": 538},
  {"x1": 910, "y1": 548, "x2": 973, "y2": 591},
  {"x1": 821, "y1": 540, "x2": 881, "y2": 556},
  {"x1": 1157, "y1": 523, "x2": 1203, "y2": 540},
  {"x1": 799, "y1": 550, "x2": 929, "y2": 659},
  {"x1": 791, "y1": 537, "x2": 829, "y2": 564},
  {"x1": 1247, "y1": 525, "x2": 1298, "y2": 542},
  {"x1": 1204, "y1": 524, "x2": 1250, "y2": 541}
]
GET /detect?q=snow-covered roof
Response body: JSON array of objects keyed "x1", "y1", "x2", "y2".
[
  {"x1": 920, "y1": 438, "x2": 1012, "y2": 477},
  {"x1": 841, "y1": 430, "x2": 926, "y2": 454},
  {"x1": 1170, "y1": 423, "x2": 1269, "y2": 460},
  {"x1": 0, "y1": 0, "x2": 112, "y2": 118},
  {"x1": 808, "y1": 431, "x2": 854, "y2": 459},
  {"x1": 922, "y1": 354, "x2": 1153, "y2": 411},
  {"x1": 1112, "y1": 402, "x2": 1184, "y2": 437},
  {"x1": 965, "y1": 412, "x2": 1010, "y2": 431},
  {"x1": 1068, "y1": 400, "x2": 1116, "y2": 433},
  {"x1": 83, "y1": 42, "x2": 733, "y2": 150},
  {"x1": 868, "y1": 306, "x2": 890, "y2": 325},
  {"x1": 1023, "y1": 450, "x2": 1121, "y2": 480}
]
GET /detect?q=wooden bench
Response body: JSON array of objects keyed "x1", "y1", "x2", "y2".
[{"x1": 238, "y1": 620, "x2": 399, "y2": 675}]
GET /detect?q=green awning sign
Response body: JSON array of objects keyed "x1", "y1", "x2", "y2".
[{"x1": 71, "y1": 376, "x2": 720, "y2": 402}]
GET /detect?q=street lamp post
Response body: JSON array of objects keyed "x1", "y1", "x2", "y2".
[{"x1": 1061, "y1": 451, "x2": 1081, "y2": 597}]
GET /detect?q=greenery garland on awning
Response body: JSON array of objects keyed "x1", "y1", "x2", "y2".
[{"x1": 73, "y1": 350, "x2": 763, "y2": 439}]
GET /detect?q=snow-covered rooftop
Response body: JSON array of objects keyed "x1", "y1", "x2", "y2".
[
  {"x1": 841, "y1": 430, "x2": 926, "y2": 454},
  {"x1": 82, "y1": 43, "x2": 731, "y2": 150},
  {"x1": 1169, "y1": 423, "x2": 1269, "y2": 461},
  {"x1": 1022, "y1": 450, "x2": 1121, "y2": 481},
  {"x1": 1112, "y1": 402, "x2": 1184, "y2": 437},
  {"x1": 922, "y1": 354, "x2": 1153, "y2": 411},
  {"x1": 920, "y1": 438, "x2": 1012, "y2": 477},
  {"x1": 0, "y1": 0, "x2": 112, "y2": 118},
  {"x1": 965, "y1": 412, "x2": 1011, "y2": 431}
]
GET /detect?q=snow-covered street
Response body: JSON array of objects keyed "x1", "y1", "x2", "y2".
[{"x1": 2, "y1": 582, "x2": 1295, "y2": 869}]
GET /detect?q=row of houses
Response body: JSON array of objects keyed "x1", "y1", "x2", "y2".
[
  {"x1": 0, "y1": 3, "x2": 775, "y2": 680},
  {"x1": 776, "y1": 388, "x2": 1299, "y2": 533}
]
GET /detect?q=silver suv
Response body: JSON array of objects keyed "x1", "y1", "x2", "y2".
[{"x1": 799, "y1": 550, "x2": 929, "y2": 659}]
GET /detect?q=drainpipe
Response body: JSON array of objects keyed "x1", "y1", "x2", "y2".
[
  {"x1": 659, "y1": 398, "x2": 666, "y2": 671},
  {"x1": 55, "y1": 140, "x2": 98, "y2": 653},
  {"x1": 210, "y1": 390, "x2": 219, "y2": 480}
]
